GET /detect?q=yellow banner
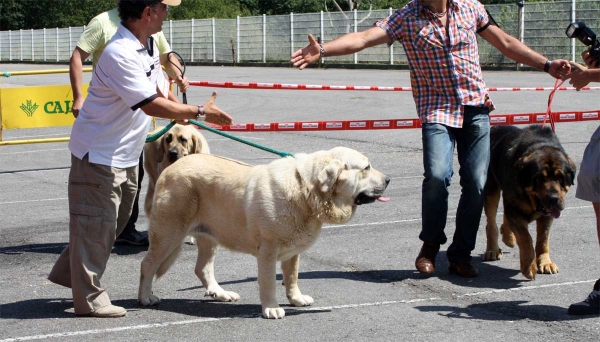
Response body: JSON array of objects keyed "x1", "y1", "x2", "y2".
[{"x1": 1, "y1": 84, "x2": 88, "y2": 129}]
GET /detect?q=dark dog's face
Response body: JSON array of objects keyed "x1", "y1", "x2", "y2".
[
  {"x1": 518, "y1": 146, "x2": 576, "y2": 218},
  {"x1": 157, "y1": 125, "x2": 202, "y2": 165}
]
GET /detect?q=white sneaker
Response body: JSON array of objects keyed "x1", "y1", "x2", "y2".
[{"x1": 78, "y1": 304, "x2": 127, "y2": 318}]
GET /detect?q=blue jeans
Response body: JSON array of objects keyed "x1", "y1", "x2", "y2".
[{"x1": 419, "y1": 106, "x2": 490, "y2": 262}]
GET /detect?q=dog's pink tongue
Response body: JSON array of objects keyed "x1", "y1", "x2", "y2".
[
  {"x1": 551, "y1": 210, "x2": 561, "y2": 219},
  {"x1": 377, "y1": 196, "x2": 390, "y2": 202}
]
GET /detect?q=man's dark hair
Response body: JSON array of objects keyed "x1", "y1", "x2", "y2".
[{"x1": 118, "y1": 0, "x2": 161, "y2": 21}]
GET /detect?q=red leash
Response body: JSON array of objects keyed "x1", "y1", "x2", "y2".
[{"x1": 543, "y1": 78, "x2": 566, "y2": 132}]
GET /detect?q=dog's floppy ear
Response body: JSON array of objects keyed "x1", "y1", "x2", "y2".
[
  {"x1": 516, "y1": 154, "x2": 537, "y2": 189},
  {"x1": 190, "y1": 132, "x2": 202, "y2": 154},
  {"x1": 565, "y1": 156, "x2": 577, "y2": 186},
  {"x1": 318, "y1": 159, "x2": 344, "y2": 193},
  {"x1": 156, "y1": 135, "x2": 166, "y2": 163}
]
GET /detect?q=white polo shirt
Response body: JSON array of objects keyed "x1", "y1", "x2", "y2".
[{"x1": 69, "y1": 24, "x2": 168, "y2": 168}]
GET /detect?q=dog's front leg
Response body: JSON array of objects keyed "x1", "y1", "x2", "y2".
[
  {"x1": 282, "y1": 255, "x2": 314, "y2": 307},
  {"x1": 508, "y1": 218, "x2": 537, "y2": 280},
  {"x1": 257, "y1": 241, "x2": 284, "y2": 319},
  {"x1": 535, "y1": 217, "x2": 558, "y2": 274}
]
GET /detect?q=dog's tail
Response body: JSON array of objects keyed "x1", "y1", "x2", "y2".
[{"x1": 156, "y1": 243, "x2": 183, "y2": 279}]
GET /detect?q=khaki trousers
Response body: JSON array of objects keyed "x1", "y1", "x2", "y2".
[{"x1": 48, "y1": 154, "x2": 138, "y2": 315}]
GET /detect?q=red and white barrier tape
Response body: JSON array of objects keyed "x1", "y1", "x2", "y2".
[
  {"x1": 198, "y1": 110, "x2": 600, "y2": 132},
  {"x1": 190, "y1": 81, "x2": 600, "y2": 92}
]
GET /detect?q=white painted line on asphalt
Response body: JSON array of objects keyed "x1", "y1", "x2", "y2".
[
  {"x1": 1, "y1": 279, "x2": 595, "y2": 342},
  {"x1": 0, "y1": 198, "x2": 67, "y2": 205},
  {"x1": 456, "y1": 280, "x2": 597, "y2": 298},
  {"x1": 0, "y1": 148, "x2": 67, "y2": 155}
]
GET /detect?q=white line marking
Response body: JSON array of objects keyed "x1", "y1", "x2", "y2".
[
  {"x1": 0, "y1": 148, "x2": 68, "y2": 155},
  {"x1": 3, "y1": 133, "x2": 69, "y2": 139},
  {"x1": 1, "y1": 279, "x2": 595, "y2": 342},
  {"x1": 0, "y1": 198, "x2": 67, "y2": 205}
]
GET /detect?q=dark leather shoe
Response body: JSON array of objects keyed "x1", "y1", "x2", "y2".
[
  {"x1": 448, "y1": 261, "x2": 479, "y2": 278},
  {"x1": 415, "y1": 242, "x2": 440, "y2": 274},
  {"x1": 115, "y1": 229, "x2": 149, "y2": 246},
  {"x1": 568, "y1": 290, "x2": 599, "y2": 315}
]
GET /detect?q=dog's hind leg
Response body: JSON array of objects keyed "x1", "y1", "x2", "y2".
[
  {"x1": 535, "y1": 217, "x2": 558, "y2": 274},
  {"x1": 194, "y1": 234, "x2": 240, "y2": 302},
  {"x1": 138, "y1": 229, "x2": 185, "y2": 306},
  {"x1": 281, "y1": 255, "x2": 314, "y2": 307},
  {"x1": 483, "y1": 180, "x2": 503, "y2": 261}
]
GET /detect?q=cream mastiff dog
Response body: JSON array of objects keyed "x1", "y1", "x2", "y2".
[
  {"x1": 143, "y1": 124, "x2": 210, "y2": 216},
  {"x1": 138, "y1": 147, "x2": 390, "y2": 319}
]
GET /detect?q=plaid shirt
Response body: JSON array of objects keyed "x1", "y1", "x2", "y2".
[{"x1": 376, "y1": 0, "x2": 495, "y2": 128}]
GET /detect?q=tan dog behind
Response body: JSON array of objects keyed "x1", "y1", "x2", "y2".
[
  {"x1": 144, "y1": 123, "x2": 209, "y2": 219},
  {"x1": 138, "y1": 147, "x2": 390, "y2": 319}
]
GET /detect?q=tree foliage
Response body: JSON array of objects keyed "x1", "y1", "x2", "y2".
[{"x1": 1, "y1": 0, "x2": 531, "y2": 30}]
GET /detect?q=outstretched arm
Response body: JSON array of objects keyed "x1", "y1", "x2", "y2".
[
  {"x1": 478, "y1": 25, "x2": 570, "y2": 79},
  {"x1": 291, "y1": 27, "x2": 391, "y2": 70},
  {"x1": 141, "y1": 91, "x2": 233, "y2": 127}
]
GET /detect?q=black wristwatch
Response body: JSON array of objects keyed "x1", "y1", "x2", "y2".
[
  {"x1": 543, "y1": 60, "x2": 551, "y2": 73},
  {"x1": 196, "y1": 105, "x2": 205, "y2": 121}
]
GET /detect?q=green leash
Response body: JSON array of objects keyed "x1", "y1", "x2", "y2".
[
  {"x1": 145, "y1": 119, "x2": 294, "y2": 158},
  {"x1": 145, "y1": 121, "x2": 176, "y2": 143},
  {"x1": 189, "y1": 119, "x2": 294, "y2": 158},
  {"x1": 144, "y1": 50, "x2": 292, "y2": 158}
]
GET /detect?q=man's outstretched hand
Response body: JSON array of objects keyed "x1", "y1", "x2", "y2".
[{"x1": 291, "y1": 34, "x2": 321, "y2": 70}]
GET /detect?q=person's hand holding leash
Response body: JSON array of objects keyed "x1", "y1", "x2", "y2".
[
  {"x1": 175, "y1": 75, "x2": 189, "y2": 93},
  {"x1": 548, "y1": 59, "x2": 572, "y2": 79}
]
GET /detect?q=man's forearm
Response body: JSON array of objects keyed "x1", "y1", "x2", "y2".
[
  {"x1": 161, "y1": 53, "x2": 182, "y2": 80},
  {"x1": 500, "y1": 36, "x2": 548, "y2": 70},
  {"x1": 322, "y1": 28, "x2": 388, "y2": 58},
  {"x1": 69, "y1": 54, "x2": 84, "y2": 100}
]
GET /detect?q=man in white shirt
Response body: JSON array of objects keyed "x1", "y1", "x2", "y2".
[
  {"x1": 69, "y1": 4, "x2": 189, "y2": 247},
  {"x1": 48, "y1": 0, "x2": 233, "y2": 318}
]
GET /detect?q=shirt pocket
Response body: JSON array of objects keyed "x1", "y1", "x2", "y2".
[
  {"x1": 415, "y1": 25, "x2": 444, "y2": 51},
  {"x1": 455, "y1": 19, "x2": 476, "y2": 47}
]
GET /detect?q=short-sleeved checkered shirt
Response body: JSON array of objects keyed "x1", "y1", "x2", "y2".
[{"x1": 376, "y1": 0, "x2": 495, "y2": 128}]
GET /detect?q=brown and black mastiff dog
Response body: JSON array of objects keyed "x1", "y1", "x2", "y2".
[{"x1": 483, "y1": 124, "x2": 576, "y2": 279}]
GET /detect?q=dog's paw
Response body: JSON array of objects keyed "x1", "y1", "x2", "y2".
[
  {"x1": 538, "y1": 261, "x2": 559, "y2": 274},
  {"x1": 139, "y1": 294, "x2": 161, "y2": 306},
  {"x1": 205, "y1": 289, "x2": 240, "y2": 302},
  {"x1": 483, "y1": 248, "x2": 503, "y2": 261},
  {"x1": 521, "y1": 263, "x2": 538, "y2": 280},
  {"x1": 262, "y1": 306, "x2": 285, "y2": 319},
  {"x1": 288, "y1": 294, "x2": 314, "y2": 307}
]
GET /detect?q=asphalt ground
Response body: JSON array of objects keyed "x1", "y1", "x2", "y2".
[{"x1": 1, "y1": 64, "x2": 599, "y2": 341}]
